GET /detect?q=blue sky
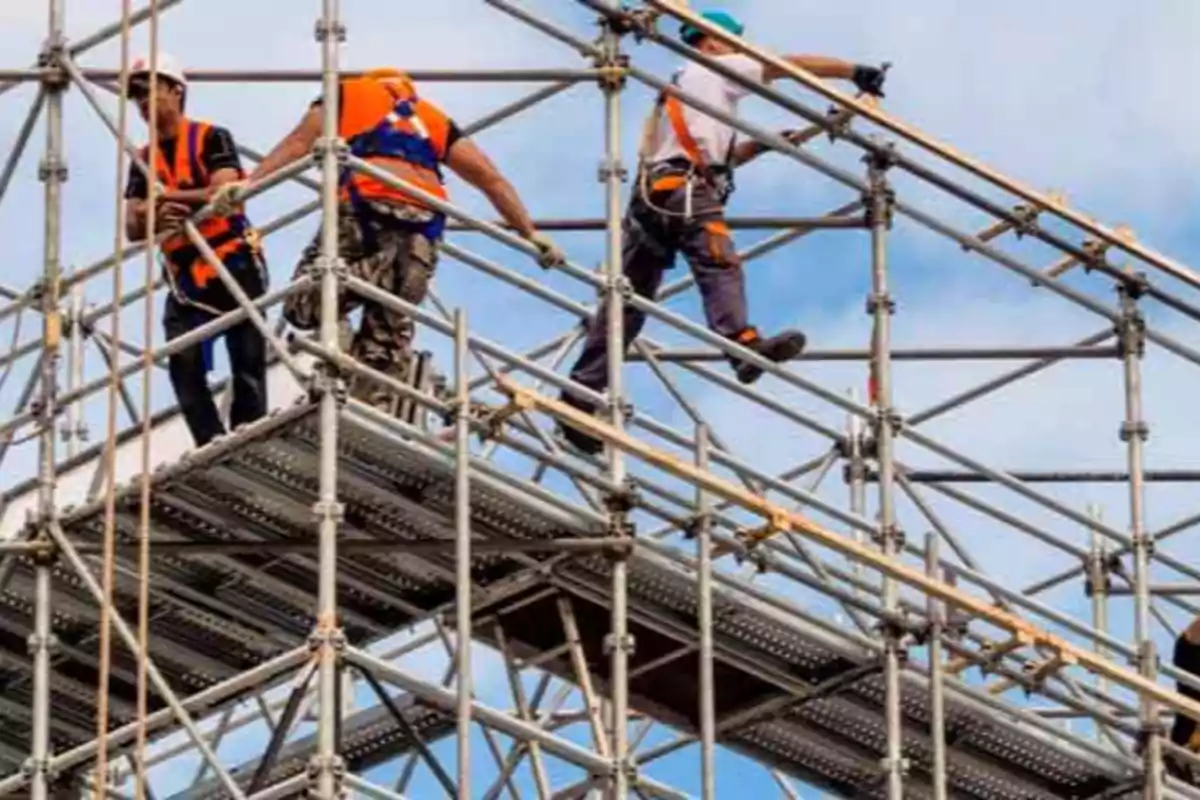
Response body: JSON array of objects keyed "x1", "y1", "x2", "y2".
[{"x1": 1, "y1": 0, "x2": 1199, "y2": 797}]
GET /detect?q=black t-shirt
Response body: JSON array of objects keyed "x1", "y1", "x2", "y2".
[
  {"x1": 310, "y1": 92, "x2": 465, "y2": 156},
  {"x1": 1172, "y1": 634, "x2": 1200, "y2": 748},
  {"x1": 123, "y1": 124, "x2": 243, "y2": 202}
]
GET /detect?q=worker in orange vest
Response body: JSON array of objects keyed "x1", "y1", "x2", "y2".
[
  {"x1": 555, "y1": 9, "x2": 887, "y2": 456},
  {"x1": 240, "y1": 68, "x2": 564, "y2": 413},
  {"x1": 123, "y1": 53, "x2": 268, "y2": 447}
]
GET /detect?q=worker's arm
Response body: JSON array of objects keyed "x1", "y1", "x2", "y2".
[
  {"x1": 247, "y1": 106, "x2": 323, "y2": 184},
  {"x1": 729, "y1": 130, "x2": 806, "y2": 167},
  {"x1": 763, "y1": 55, "x2": 854, "y2": 82},
  {"x1": 763, "y1": 55, "x2": 888, "y2": 97},
  {"x1": 443, "y1": 138, "x2": 538, "y2": 240}
]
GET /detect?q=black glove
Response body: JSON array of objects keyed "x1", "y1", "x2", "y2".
[{"x1": 852, "y1": 64, "x2": 887, "y2": 98}]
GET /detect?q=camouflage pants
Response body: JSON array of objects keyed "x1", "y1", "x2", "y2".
[{"x1": 284, "y1": 202, "x2": 438, "y2": 411}]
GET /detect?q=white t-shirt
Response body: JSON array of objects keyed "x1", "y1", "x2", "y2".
[{"x1": 647, "y1": 53, "x2": 766, "y2": 167}]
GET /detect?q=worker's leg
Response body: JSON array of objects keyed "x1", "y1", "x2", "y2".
[
  {"x1": 163, "y1": 297, "x2": 225, "y2": 447},
  {"x1": 678, "y1": 185, "x2": 806, "y2": 385},
  {"x1": 282, "y1": 201, "x2": 368, "y2": 332},
  {"x1": 558, "y1": 204, "x2": 672, "y2": 455},
  {"x1": 349, "y1": 225, "x2": 438, "y2": 411},
  {"x1": 223, "y1": 252, "x2": 269, "y2": 431},
  {"x1": 1168, "y1": 621, "x2": 1200, "y2": 780}
]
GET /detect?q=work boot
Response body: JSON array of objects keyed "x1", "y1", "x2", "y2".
[
  {"x1": 728, "y1": 328, "x2": 807, "y2": 385},
  {"x1": 554, "y1": 392, "x2": 604, "y2": 457}
]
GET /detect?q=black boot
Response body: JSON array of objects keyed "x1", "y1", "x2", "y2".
[
  {"x1": 729, "y1": 328, "x2": 807, "y2": 384},
  {"x1": 555, "y1": 392, "x2": 604, "y2": 456}
]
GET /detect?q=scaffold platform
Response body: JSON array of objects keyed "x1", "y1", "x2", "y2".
[{"x1": 0, "y1": 402, "x2": 1157, "y2": 799}]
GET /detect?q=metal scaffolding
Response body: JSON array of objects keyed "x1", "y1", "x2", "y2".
[{"x1": 0, "y1": 1, "x2": 1199, "y2": 798}]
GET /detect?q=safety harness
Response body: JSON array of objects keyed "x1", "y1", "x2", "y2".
[
  {"x1": 339, "y1": 76, "x2": 449, "y2": 248},
  {"x1": 636, "y1": 74, "x2": 737, "y2": 219}
]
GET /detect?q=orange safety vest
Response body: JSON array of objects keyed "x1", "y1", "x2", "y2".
[
  {"x1": 338, "y1": 73, "x2": 452, "y2": 215},
  {"x1": 143, "y1": 118, "x2": 253, "y2": 291}
]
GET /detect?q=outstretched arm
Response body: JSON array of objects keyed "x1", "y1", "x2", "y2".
[
  {"x1": 763, "y1": 54, "x2": 888, "y2": 97},
  {"x1": 765, "y1": 54, "x2": 855, "y2": 82},
  {"x1": 247, "y1": 106, "x2": 323, "y2": 184},
  {"x1": 443, "y1": 137, "x2": 538, "y2": 239}
]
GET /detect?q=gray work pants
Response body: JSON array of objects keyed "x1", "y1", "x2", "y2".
[{"x1": 567, "y1": 175, "x2": 749, "y2": 400}]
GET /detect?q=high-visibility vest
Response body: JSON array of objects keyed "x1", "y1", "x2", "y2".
[
  {"x1": 338, "y1": 73, "x2": 452, "y2": 213},
  {"x1": 143, "y1": 118, "x2": 253, "y2": 291}
]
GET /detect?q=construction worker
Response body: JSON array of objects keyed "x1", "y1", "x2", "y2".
[
  {"x1": 1168, "y1": 615, "x2": 1200, "y2": 783},
  {"x1": 237, "y1": 68, "x2": 564, "y2": 412},
  {"x1": 123, "y1": 53, "x2": 269, "y2": 447},
  {"x1": 555, "y1": 9, "x2": 888, "y2": 456}
]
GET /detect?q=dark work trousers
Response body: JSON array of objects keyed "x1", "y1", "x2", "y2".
[
  {"x1": 566, "y1": 173, "x2": 749, "y2": 403},
  {"x1": 1168, "y1": 633, "x2": 1200, "y2": 782},
  {"x1": 163, "y1": 248, "x2": 269, "y2": 447}
]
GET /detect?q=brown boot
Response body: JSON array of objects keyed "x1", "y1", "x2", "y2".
[{"x1": 728, "y1": 327, "x2": 807, "y2": 385}]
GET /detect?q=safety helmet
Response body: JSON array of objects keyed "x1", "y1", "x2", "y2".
[
  {"x1": 127, "y1": 52, "x2": 187, "y2": 90},
  {"x1": 680, "y1": 10, "x2": 745, "y2": 45}
]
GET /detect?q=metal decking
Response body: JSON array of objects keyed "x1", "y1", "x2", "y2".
[{"x1": 0, "y1": 401, "x2": 1163, "y2": 798}]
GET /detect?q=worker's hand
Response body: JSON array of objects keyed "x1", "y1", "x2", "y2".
[
  {"x1": 209, "y1": 180, "x2": 248, "y2": 217},
  {"x1": 852, "y1": 64, "x2": 888, "y2": 98},
  {"x1": 157, "y1": 201, "x2": 192, "y2": 228},
  {"x1": 528, "y1": 230, "x2": 566, "y2": 270}
]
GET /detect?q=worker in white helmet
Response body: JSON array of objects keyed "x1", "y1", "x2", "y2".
[{"x1": 122, "y1": 53, "x2": 269, "y2": 448}]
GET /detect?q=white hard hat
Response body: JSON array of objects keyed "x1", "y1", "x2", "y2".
[{"x1": 128, "y1": 52, "x2": 187, "y2": 89}]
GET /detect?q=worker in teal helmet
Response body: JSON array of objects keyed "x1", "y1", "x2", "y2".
[
  {"x1": 679, "y1": 10, "x2": 746, "y2": 46},
  {"x1": 556, "y1": 6, "x2": 890, "y2": 457}
]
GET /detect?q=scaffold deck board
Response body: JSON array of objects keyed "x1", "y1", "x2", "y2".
[{"x1": 0, "y1": 403, "x2": 1152, "y2": 797}]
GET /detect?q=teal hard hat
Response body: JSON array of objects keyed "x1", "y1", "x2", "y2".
[{"x1": 680, "y1": 10, "x2": 745, "y2": 45}]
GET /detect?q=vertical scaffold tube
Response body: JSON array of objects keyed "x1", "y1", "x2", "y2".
[
  {"x1": 598, "y1": 18, "x2": 631, "y2": 800},
  {"x1": 31, "y1": 1, "x2": 66, "y2": 797},
  {"x1": 847, "y1": 389, "x2": 867, "y2": 599},
  {"x1": 867, "y1": 152, "x2": 905, "y2": 799},
  {"x1": 1087, "y1": 503, "x2": 1111, "y2": 746},
  {"x1": 1119, "y1": 284, "x2": 1161, "y2": 797},
  {"x1": 314, "y1": 1, "x2": 345, "y2": 798},
  {"x1": 454, "y1": 308, "x2": 472, "y2": 796},
  {"x1": 695, "y1": 424, "x2": 715, "y2": 799},
  {"x1": 925, "y1": 533, "x2": 947, "y2": 800}
]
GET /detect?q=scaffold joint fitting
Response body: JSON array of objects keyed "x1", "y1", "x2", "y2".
[
  {"x1": 307, "y1": 367, "x2": 347, "y2": 404},
  {"x1": 865, "y1": 292, "x2": 896, "y2": 317},
  {"x1": 311, "y1": 136, "x2": 348, "y2": 167},
  {"x1": 1119, "y1": 420, "x2": 1149, "y2": 443},
  {"x1": 879, "y1": 756, "x2": 911, "y2": 777},
  {"x1": 311, "y1": 500, "x2": 345, "y2": 524},
  {"x1": 37, "y1": 156, "x2": 68, "y2": 185},
  {"x1": 313, "y1": 18, "x2": 347, "y2": 43},
  {"x1": 307, "y1": 626, "x2": 347, "y2": 653},
  {"x1": 603, "y1": 631, "x2": 636, "y2": 657},
  {"x1": 26, "y1": 631, "x2": 58, "y2": 657},
  {"x1": 871, "y1": 523, "x2": 906, "y2": 549},
  {"x1": 598, "y1": 157, "x2": 629, "y2": 184},
  {"x1": 594, "y1": 55, "x2": 630, "y2": 91},
  {"x1": 605, "y1": 482, "x2": 639, "y2": 515}
]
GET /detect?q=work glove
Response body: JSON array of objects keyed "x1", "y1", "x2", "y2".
[
  {"x1": 156, "y1": 201, "x2": 192, "y2": 231},
  {"x1": 209, "y1": 180, "x2": 248, "y2": 217},
  {"x1": 529, "y1": 230, "x2": 566, "y2": 270},
  {"x1": 852, "y1": 64, "x2": 888, "y2": 98}
]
